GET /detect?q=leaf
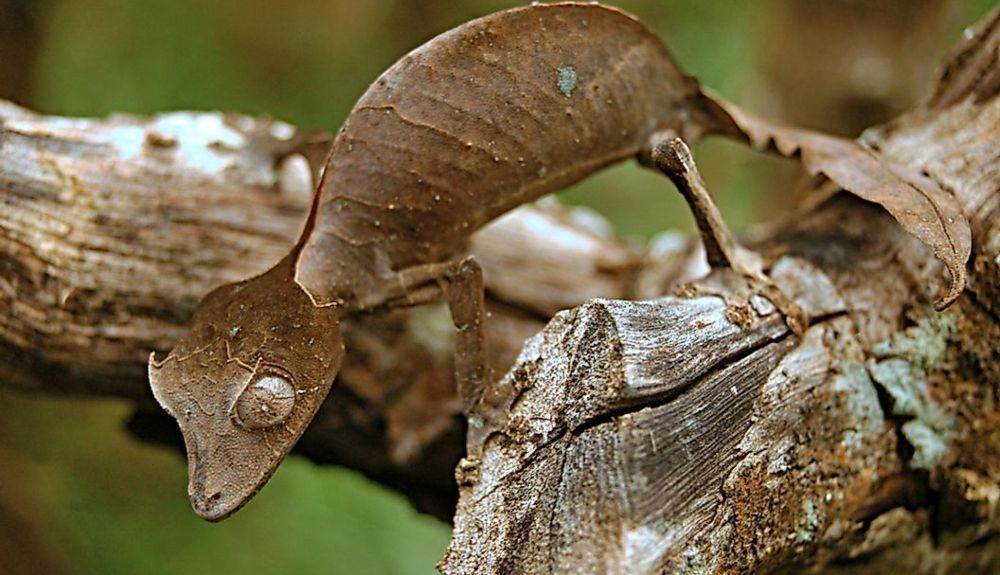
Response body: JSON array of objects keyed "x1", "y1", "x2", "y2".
[{"x1": 703, "y1": 92, "x2": 972, "y2": 310}]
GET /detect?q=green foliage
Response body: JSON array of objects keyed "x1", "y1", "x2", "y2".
[{"x1": 0, "y1": 389, "x2": 447, "y2": 575}]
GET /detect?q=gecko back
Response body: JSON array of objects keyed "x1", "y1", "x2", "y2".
[{"x1": 296, "y1": 2, "x2": 713, "y2": 304}]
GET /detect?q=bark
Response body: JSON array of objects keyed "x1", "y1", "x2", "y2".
[{"x1": 1, "y1": 6, "x2": 998, "y2": 573}]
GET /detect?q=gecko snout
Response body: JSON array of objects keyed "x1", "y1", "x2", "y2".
[
  {"x1": 190, "y1": 487, "x2": 231, "y2": 522},
  {"x1": 150, "y1": 254, "x2": 345, "y2": 521}
]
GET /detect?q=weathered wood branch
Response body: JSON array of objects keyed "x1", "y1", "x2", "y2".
[{"x1": 1, "y1": 6, "x2": 997, "y2": 572}]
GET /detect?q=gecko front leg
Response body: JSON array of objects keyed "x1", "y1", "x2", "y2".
[
  {"x1": 379, "y1": 256, "x2": 502, "y2": 455},
  {"x1": 368, "y1": 256, "x2": 495, "y2": 417},
  {"x1": 650, "y1": 136, "x2": 808, "y2": 335},
  {"x1": 441, "y1": 257, "x2": 492, "y2": 415}
]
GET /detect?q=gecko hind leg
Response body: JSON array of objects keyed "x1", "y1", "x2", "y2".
[
  {"x1": 650, "y1": 135, "x2": 765, "y2": 279},
  {"x1": 649, "y1": 135, "x2": 808, "y2": 335}
]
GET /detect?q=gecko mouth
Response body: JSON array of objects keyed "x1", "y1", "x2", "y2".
[
  {"x1": 192, "y1": 492, "x2": 230, "y2": 522},
  {"x1": 191, "y1": 485, "x2": 236, "y2": 521},
  {"x1": 165, "y1": 391, "x2": 276, "y2": 522},
  {"x1": 187, "y1": 439, "x2": 258, "y2": 522},
  {"x1": 185, "y1": 436, "x2": 233, "y2": 521}
]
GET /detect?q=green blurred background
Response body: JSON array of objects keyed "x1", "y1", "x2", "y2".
[{"x1": 0, "y1": 1, "x2": 993, "y2": 573}]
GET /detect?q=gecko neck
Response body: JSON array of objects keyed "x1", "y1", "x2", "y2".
[{"x1": 293, "y1": 235, "x2": 392, "y2": 309}]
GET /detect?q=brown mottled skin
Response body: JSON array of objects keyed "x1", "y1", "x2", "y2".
[{"x1": 294, "y1": 3, "x2": 715, "y2": 306}]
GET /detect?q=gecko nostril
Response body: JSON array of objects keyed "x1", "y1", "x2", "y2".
[
  {"x1": 192, "y1": 489, "x2": 222, "y2": 509},
  {"x1": 233, "y1": 372, "x2": 296, "y2": 430}
]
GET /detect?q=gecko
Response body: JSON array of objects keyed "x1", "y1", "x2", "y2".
[{"x1": 149, "y1": 1, "x2": 951, "y2": 521}]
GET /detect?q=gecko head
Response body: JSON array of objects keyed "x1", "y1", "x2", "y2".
[{"x1": 148, "y1": 256, "x2": 343, "y2": 521}]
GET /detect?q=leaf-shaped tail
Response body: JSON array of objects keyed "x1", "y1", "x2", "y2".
[{"x1": 696, "y1": 90, "x2": 971, "y2": 310}]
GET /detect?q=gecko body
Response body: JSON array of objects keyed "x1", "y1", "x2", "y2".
[{"x1": 149, "y1": 3, "x2": 746, "y2": 521}]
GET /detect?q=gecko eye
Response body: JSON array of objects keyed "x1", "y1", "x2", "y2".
[{"x1": 232, "y1": 370, "x2": 296, "y2": 430}]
